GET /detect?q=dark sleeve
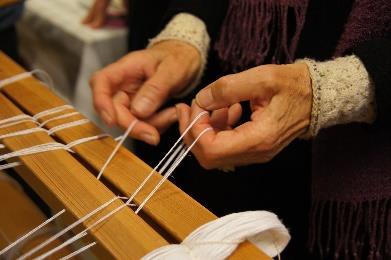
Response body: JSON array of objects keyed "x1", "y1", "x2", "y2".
[
  {"x1": 163, "y1": 0, "x2": 228, "y2": 41},
  {"x1": 353, "y1": 38, "x2": 391, "y2": 124}
]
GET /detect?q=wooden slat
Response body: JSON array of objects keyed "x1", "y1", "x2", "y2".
[
  {"x1": 0, "y1": 93, "x2": 168, "y2": 259},
  {"x1": 0, "y1": 53, "x2": 269, "y2": 259},
  {"x1": 0, "y1": 172, "x2": 72, "y2": 259}
]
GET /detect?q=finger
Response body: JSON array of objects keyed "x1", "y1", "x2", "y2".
[
  {"x1": 176, "y1": 103, "x2": 191, "y2": 135},
  {"x1": 113, "y1": 92, "x2": 160, "y2": 145},
  {"x1": 188, "y1": 101, "x2": 216, "y2": 149},
  {"x1": 145, "y1": 107, "x2": 178, "y2": 134},
  {"x1": 131, "y1": 59, "x2": 181, "y2": 119},
  {"x1": 210, "y1": 108, "x2": 228, "y2": 130},
  {"x1": 227, "y1": 103, "x2": 242, "y2": 126},
  {"x1": 91, "y1": 69, "x2": 117, "y2": 126},
  {"x1": 195, "y1": 69, "x2": 273, "y2": 110},
  {"x1": 91, "y1": 52, "x2": 153, "y2": 126}
]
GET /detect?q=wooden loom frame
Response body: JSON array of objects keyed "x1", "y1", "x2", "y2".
[{"x1": 0, "y1": 53, "x2": 269, "y2": 259}]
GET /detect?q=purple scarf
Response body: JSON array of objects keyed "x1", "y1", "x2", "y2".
[{"x1": 215, "y1": 0, "x2": 391, "y2": 258}]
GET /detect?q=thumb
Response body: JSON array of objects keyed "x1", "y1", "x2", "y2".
[
  {"x1": 195, "y1": 71, "x2": 270, "y2": 111},
  {"x1": 130, "y1": 60, "x2": 179, "y2": 118}
]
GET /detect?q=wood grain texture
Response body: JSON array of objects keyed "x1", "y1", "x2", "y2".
[
  {"x1": 0, "y1": 53, "x2": 270, "y2": 259},
  {"x1": 0, "y1": 93, "x2": 167, "y2": 259},
  {"x1": 0, "y1": 172, "x2": 73, "y2": 259}
]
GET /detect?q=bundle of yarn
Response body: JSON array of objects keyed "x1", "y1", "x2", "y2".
[{"x1": 143, "y1": 211, "x2": 290, "y2": 260}]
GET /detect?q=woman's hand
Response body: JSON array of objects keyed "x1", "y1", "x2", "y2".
[
  {"x1": 176, "y1": 63, "x2": 312, "y2": 169},
  {"x1": 90, "y1": 40, "x2": 201, "y2": 145},
  {"x1": 82, "y1": 0, "x2": 110, "y2": 28}
]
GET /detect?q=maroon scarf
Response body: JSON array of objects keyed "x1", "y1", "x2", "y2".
[{"x1": 215, "y1": 0, "x2": 391, "y2": 258}]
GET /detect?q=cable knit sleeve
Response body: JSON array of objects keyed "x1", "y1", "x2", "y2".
[
  {"x1": 148, "y1": 13, "x2": 210, "y2": 98},
  {"x1": 296, "y1": 55, "x2": 376, "y2": 138}
]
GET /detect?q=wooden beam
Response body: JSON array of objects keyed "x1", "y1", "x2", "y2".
[
  {"x1": 0, "y1": 93, "x2": 167, "y2": 259},
  {"x1": 0, "y1": 53, "x2": 269, "y2": 259}
]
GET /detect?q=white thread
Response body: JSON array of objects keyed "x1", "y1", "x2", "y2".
[
  {"x1": 47, "y1": 119, "x2": 89, "y2": 135},
  {"x1": 18, "y1": 197, "x2": 120, "y2": 260},
  {"x1": 0, "y1": 69, "x2": 54, "y2": 90},
  {"x1": 66, "y1": 134, "x2": 109, "y2": 149},
  {"x1": 135, "y1": 127, "x2": 212, "y2": 214},
  {"x1": 123, "y1": 112, "x2": 209, "y2": 208},
  {"x1": 96, "y1": 120, "x2": 138, "y2": 180},
  {"x1": 0, "y1": 115, "x2": 37, "y2": 130},
  {"x1": 0, "y1": 209, "x2": 66, "y2": 256},
  {"x1": 158, "y1": 143, "x2": 185, "y2": 175},
  {"x1": 34, "y1": 232, "x2": 89, "y2": 260},
  {"x1": 0, "y1": 127, "x2": 47, "y2": 140},
  {"x1": 142, "y1": 211, "x2": 290, "y2": 260},
  {"x1": 31, "y1": 113, "x2": 210, "y2": 258},
  {"x1": 39, "y1": 112, "x2": 79, "y2": 127},
  {"x1": 0, "y1": 142, "x2": 73, "y2": 162},
  {"x1": 114, "y1": 135, "x2": 122, "y2": 142},
  {"x1": 0, "y1": 119, "x2": 38, "y2": 130},
  {"x1": 0, "y1": 162, "x2": 22, "y2": 171},
  {"x1": 31, "y1": 69, "x2": 54, "y2": 90},
  {"x1": 33, "y1": 105, "x2": 74, "y2": 120},
  {"x1": 59, "y1": 242, "x2": 97, "y2": 260},
  {"x1": 0, "y1": 72, "x2": 33, "y2": 89}
]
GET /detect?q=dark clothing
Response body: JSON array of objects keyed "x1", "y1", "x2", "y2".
[
  {"x1": 0, "y1": 2, "x2": 24, "y2": 62},
  {"x1": 127, "y1": 0, "x2": 391, "y2": 259}
]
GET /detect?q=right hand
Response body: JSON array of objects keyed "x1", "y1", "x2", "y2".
[
  {"x1": 82, "y1": 0, "x2": 110, "y2": 28},
  {"x1": 90, "y1": 40, "x2": 202, "y2": 145}
]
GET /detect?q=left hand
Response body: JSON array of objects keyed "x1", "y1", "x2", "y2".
[{"x1": 176, "y1": 63, "x2": 312, "y2": 169}]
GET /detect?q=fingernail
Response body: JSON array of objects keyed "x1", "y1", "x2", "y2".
[
  {"x1": 101, "y1": 111, "x2": 112, "y2": 125},
  {"x1": 132, "y1": 97, "x2": 150, "y2": 117},
  {"x1": 195, "y1": 88, "x2": 213, "y2": 109},
  {"x1": 141, "y1": 133, "x2": 159, "y2": 146}
]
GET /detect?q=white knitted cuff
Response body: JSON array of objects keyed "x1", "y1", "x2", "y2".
[
  {"x1": 297, "y1": 55, "x2": 376, "y2": 138},
  {"x1": 148, "y1": 13, "x2": 210, "y2": 98}
]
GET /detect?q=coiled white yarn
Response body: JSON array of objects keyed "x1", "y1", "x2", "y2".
[{"x1": 142, "y1": 211, "x2": 290, "y2": 260}]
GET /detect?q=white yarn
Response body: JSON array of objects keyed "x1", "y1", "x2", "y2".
[
  {"x1": 0, "y1": 127, "x2": 48, "y2": 140},
  {"x1": 96, "y1": 119, "x2": 138, "y2": 180},
  {"x1": 18, "y1": 196, "x2": 120, "y2": 260},
  {"x1": 0, "y1": 69, "x2": 54, "y2": 90},
  {"x1": 142, "y1": 211, "x2": 290, "y2": 260},
  {"x1": 30, "y1": 113, "x2": 210, "y2": 259},
  {"x1": 0, "y1": 135, "x2": 107, "y2": 167},
  {"x1": 0, "y1": 72, "x2": 33, "y2": 89},
  {"x1": 0, "y1": 162, "x2": 22, "y2": 171},
  {"x1": 0, "y1": 142, "x2": 73, "y2": 162},
  {"x1": 47, "y1": 119, "x2": 90, "y2": 135},
  {"x1": 66, "y1": 134, "x2": 109, "y2": 149},
  {"x1": 39, "y1": 111, "x2": 79, "y2": 127},
  {"x1": 59, "y1": 242, "x2": 96, "y2": 260},
  {"x1": 0, "y1": 114, "x2": 33, "y2": 126},
  {"x1": 135, "y1": 127, "x2": 212, "y2": 214},
  {"x1": 0, "y1": 209, "x2": 66, "y2": 256},
  {"x1": 33, "y1": 105, "x2": 74, "y2": 120}
]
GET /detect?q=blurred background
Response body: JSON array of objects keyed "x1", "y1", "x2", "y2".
[{"x1": 0, "y1": 0, "x2": 128, "y2": 133}]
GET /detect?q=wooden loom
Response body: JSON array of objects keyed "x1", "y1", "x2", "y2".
[{"x1": 0, "y1": 53, "x2": 270, "y2": 259}]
